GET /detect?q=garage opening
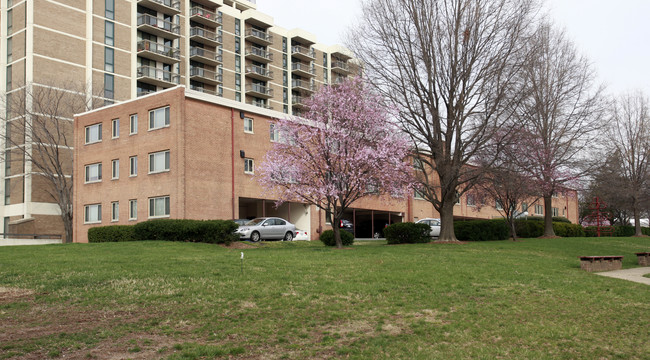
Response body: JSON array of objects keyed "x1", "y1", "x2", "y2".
[
  {"x1": 341, "y1": 209, "x2": 403, "y2": 239},
  {"x1": 238, "y1": 197, "x2": 311, "y2": 235}
]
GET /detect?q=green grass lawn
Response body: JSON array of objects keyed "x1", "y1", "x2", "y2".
[{"x1": 1, "y1": 237, "x2": 649, "y2": 359}]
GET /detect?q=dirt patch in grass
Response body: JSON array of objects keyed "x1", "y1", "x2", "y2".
[
  {"x1": 432, "y1": 240, "x2": 468, "y2": 244},
  {"x1": 221, "y1": 241, "x2": 256, "y2": 249},
  {"x1": 0, "y1": 287, "x2": 36, "y2": 303}
]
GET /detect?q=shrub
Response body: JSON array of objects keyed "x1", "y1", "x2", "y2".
[
  {"x1": 613, "y1": 225, "x2": 635, "y2": 237},
  {"x1": 552, "y1": 223, "x2": 585, "y2": 237},
  {"x1": 88, "y1": 225, "x2": 136, "y2": 243},
  {"x1": 384, "y1": 222, "x2": 431, "y2": 244},
  {"x1": 514, "y1": 220, "x2": 544, "y2": 238},
  {"x1": 525, "y1": 216, "x2": 571, "y2": 223},
  {"x1": 454, "y1": 220, "x2": 508, "y2": 241},
  {"x1": 320, "y1": 230, "x2": 354, "y2": 246}
]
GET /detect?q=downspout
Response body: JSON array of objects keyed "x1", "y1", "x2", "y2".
[{"x1": 231, "y1": 108, "x2": 235, "y2": 219}]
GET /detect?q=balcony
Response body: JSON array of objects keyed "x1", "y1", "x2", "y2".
[
  {"x1": 137, "y1": 0, "x2": 180, "y2": 15},
  {"x1": 190, "y1": 7, "x2": 222, "y2": 27},
  {"x1": 331, "y1": 60, "x2": 351, "y2": 75},
  {"x1": 245, "y1": 46, "x2": 273, "y2": 63},
  {"x1": 332, "y1": 75, "x2": 347, "y2": 85},
  {"x1": 189, "y1": 47, "x2": 222, "y2": 66},
  {"x1": 137, "y1": 40, "x2": 180, "y2": 63},
  {"x1": 291, "y1": 45, "x2": 315, "y2": 62},
  {"x1": 245, "y1": 28, "x2": 273, "y2": 46},
  {"x1": 245, "y1": 64, "x2": 273, "y2": 81},
  {"x1": 137, "y1": 14, "x2": 180, "y2": 39},
  {"x1": 245, "y1": 83, "x2": 273, "y2": 99},
  {"x1": 190, "y1": 85, "x2": 220, "y2": 97},
  {"x1": 247, "y1": 99, "x2": 272, "y2": 110},
  {"x1": 291, "y1": 79, "x2": 315, "y2": 93},
  {"x1": 189, "y1": 66, "x2": 222, "y2": 86},
  {"x1": 291, "y1": 62, "x2": 315, "y2": 77},
  {"x1": 137, "y1": 66, "x2": 180, "y2": 87},
  {"x1": 291, "y1": 95, "x2": 307, "y2": 108},
  {"x1": 189, "y1": 27, "x2": 222, "y2": 47}
]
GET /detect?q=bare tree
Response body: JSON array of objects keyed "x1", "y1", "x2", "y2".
[
  {"x1": 513, "y1": 23, "x2": 604, "y2": 237},
  {"x1": 603, "y1": 92, "x2": 650, "y2": 236},
  {"x1": 3, "y1": 81, "x2": 102, "y2": 242},
  {"x1": 349, "y1": 0, "x2": 539, "y2": 241}
]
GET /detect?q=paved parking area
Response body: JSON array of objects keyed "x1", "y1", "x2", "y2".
[{"x1": 595, "y1": 267, "x2": 650, "y2": 285}]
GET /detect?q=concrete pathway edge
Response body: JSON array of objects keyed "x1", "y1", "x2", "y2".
[{"x1": 595, "y1": 267, "x2": 650, "y2": 285}]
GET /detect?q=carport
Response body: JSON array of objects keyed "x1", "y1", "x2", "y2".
[
  {"x1": 341, "y1": 209, "x2": 403, "y2": 238},
  {"x1": 238, "y1": 197, "x2": 311, "y2": 234}
]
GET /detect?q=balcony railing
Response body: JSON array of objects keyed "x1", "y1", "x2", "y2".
[
  {"x1": 246, "y1": 83, "x2": 273, "y2": 97},
  {"x1": 190, "y1": 7, "x2": 222, "y2": 25},
  {"x1": 190, "y1": 47, "x2": 222, "y2": 64},
  {"x1": 245, "y1": 47, "x2": 273, "y2": 62},
  {"x1": 189, "y1": 27, "x2": 222, "y2": 45},
  {"x1": 247, "y1": 99, "x2": 272, "y2": 110},
  {"x1": 245, "y1": 65, "x2": 273, "y2": 79},
  {"x1": 292, "y1": 95, "x2": 307, "y2": 106},
  {"x1": 137, "y1": 40, "x2": 180, "y2": 60},
  {"x1": 246, "y1": 28, "x2": 273, "y2": 44},
  {"x1": 190, "y1": 66, "x2": 223, "y2": 83},
  {"x1": 137, "y1": 14, "x2": 180, "y2": 35},
  {"x1": 291, "y1": 79, "x2": 315, "y2": 92},
  {"x1": 137, "y1": 66, "x2": 180, "y2": 84},
  {"x1": 291, "y1": 45, "x2": 315, "y2": 59},
  {"x1": 291, "y1": 62, "x2": 316, "y2": 76},
  {"x1": 138, "y1": 0, "x2": 181, "y2": 13},
  {"x1": 190, "y1": 85, "x2": 221, "y2": 97}
]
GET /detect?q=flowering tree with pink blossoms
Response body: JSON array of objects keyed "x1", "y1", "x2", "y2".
[{"x1": 258, "y1": 77, "x2": 415, "y2": 248}]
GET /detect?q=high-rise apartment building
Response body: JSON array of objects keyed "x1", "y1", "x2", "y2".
[{"x1": 0, "y1": 0, "x2": 355, "y2": 240}]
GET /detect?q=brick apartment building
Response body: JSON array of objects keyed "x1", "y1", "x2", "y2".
[
  {"x1": 73, "y1": 86, "x2": 579, "y2": 243},
  {"x1": 1, "y1": 0, "x2": 355, "y2": 239}
]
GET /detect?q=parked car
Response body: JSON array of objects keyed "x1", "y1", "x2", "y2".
[
  {"x1": 235, "y1": 217, "x2": 297, "y2": 242},
  {"x1": 294, "y1": 229, "x2": 310, "y2": 241},
  {"x1": 340, "y1": 219, "x2": 354, "y2": 233},
  {"x1": 416, "y1": 218, "x2": 441, "y2": 238},
  {"x1": 232, "y1": 219, "x2": 249, "y2": 226}
]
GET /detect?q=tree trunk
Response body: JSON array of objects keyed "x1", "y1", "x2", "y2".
[
  {"x1": 543, "y1": 195, "x2": 556, "y2": 237},
  {"x1": 633, "y1": 204, "x2": 643, "y2": 237},
  {"x1": 332, "y1": 216, "x2": 343, "y2": 249},
  {"x1": 438, "y1": 199, "x2": 458, "y2": 242},
  {"x1": 63, "y1": 212, "x2": 73, "y2": 243},
  {"x1": 508, "y1": 216, "x2": 518, "y2": 241}
]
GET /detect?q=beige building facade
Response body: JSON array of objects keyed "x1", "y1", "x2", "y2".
[
  {"x1": 0, "y1": 0, "x2": 355, "y2": 239},
  {"x1": 73, "y1": 87, "x2": 579, "y2": 243}
]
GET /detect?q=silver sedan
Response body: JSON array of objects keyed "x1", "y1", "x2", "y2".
[
  {"x1": 416, "y1": 218, "x2": 441, "y2": 238},
  {"x1": 235, "y1": 217, "x2": 297, "y2": 242}
]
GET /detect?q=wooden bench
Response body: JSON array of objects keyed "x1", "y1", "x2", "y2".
[
  {"x1": 635, "y1": 252, "x2": 650, "y2": 266},
  {"x1": 579, "y1": 256, "x2": 624, "y2": 272}
]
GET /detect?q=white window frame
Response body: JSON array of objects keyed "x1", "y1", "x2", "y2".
[
  {"x1": 522, "y1": 202, "x2": 528, "y2": 212},
  {"x1": 84, "y1": 163, "x2": 102, "y2": 183},
  {"x1": 111, "y1": 201, "x2": 119, "y2": 222},
  {"x1": 535, "y1": 204, "x2": 544, "y2": 215},
  {"x1": 149, "y1": 196, "x2": 170, "y2": 218},
  {"x1": 85, "y1": 123, "x2": 102, "y2": 144},
  {"x1": 495, "y1": 199, "x2": 503, "y2": 210},
  {"x1": 130, "y1": 114, "x2": 138, "y2": 135},
  {"x1": 129, "y1": 156, "x2": 137, "y2": 177},
  {"x1": 84, "y1": 204, "x2": 102, "y2": 224},
  {"x1": 244, "y1": 158, "x2": 254, "y2": 174},
  {"x1": 111, "y1": 118, "x2": 119, "y2": 138},
  {"x1": 270, "y1": 123, "x2": 279, "y2": 142},
  {"x1": 149, "y1": 150, "x2": 170, "y2": 174},
  {"x1": 148, "y1": 106, "x2": 170, "y2": 130},
  {"x1": 414, "y1": 188, "x2": 425, "y2": 200},
  {"x1": 552, "y1": 207, "x2": 559, "y2": 217},
  {"x1": 455, "y1": 191, "x2": 461, "y2": 205},
  {"x1": 244, "y1": 117, "x2": 254, "y2": 133},
  {"x1": 129, "y1": 199, "x2": 137, "y2": 220},
  {"x1": 111, "y1": 159, "x2": 119, "y2": 179},
  {"x1": 466, "y1": 194, "x2": 476, "y2": 207}
]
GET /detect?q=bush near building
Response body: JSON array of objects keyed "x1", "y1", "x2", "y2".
[
  {"x1": 454, "y1": 219, "x2": 585, "y2": 241},
  {"x1": 583, "y1": 225, "x2": 650, "y2": 237},
  {"x1": 320, "y1": 230, "x2": 354, "y2": 247},
  {"x1": 88, "y1": 219, "x2": 239, "y2": 244},
  {"x1": 384, "y1": 222, "x2": 431, "y2": 244}
]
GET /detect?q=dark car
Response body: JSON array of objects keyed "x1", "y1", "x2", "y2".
[{"x1": 340, "y1": 219, "x2": 354, "y2": 233}]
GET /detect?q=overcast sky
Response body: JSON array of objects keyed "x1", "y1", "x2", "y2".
[{"x1": 257, "y1": 0, "x2": 650, "y2": 97}]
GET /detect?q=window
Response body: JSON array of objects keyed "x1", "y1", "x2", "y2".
[
  {"x1": 235, "y1": 55, "x2": 241, "y2": 73},
  {"x1": 413, "y1": 158, "x2": 424, "y2": 171},
  {"x1": 129, "y1": 199, "x2": 137, "y2": 220},
  {"x1": 4, "y1": 178, "x2": 10, "y2": 205},
  {"x1": 85, "y1": 123, "x2": 102, "y2": 144},
  {"x1": 149, "y1": 196, "x2": 170, "y2": 218},
  {"x1": 270, "y1": 123, "x2": 279, "y2": 142},
  {"x1": 244, "y1": 117, "x2": 253, "y2": 133},
  {"x1": 244, "y1": 158, "x2": 254, "y2": 174},
  {"x1": 235, "y1": 73, "x2": 241, "y2": 91},
  {"x1": 111, "y1": 118, "x2": 119, "y2": 138},
  {"x1": 234, "y1": 19, "x2": 241, "y2": 36},
  {"x1": 6, "y1": 65, "x2": 11, "y2": 90},
  {"x1": 129, "y1": 114, "x2": 138, "y2": 134},
  {"x1": 495, "y1": 199, "x2": 503, "y2": 210},
  {"x1": 283, "y1": 105, "x2": 288, "y2": 114},
  {"x1": 235, "y1": 92, "x2": 241, "y2": 102},
  {"x1": 283, "y1": 71, "x2": 288, "y2": 87},
  {"x1": 467, "y1": 194, "x2": 476, "y2": 207},
  {"x1": 521, "y1": 202, "x2": 528, "y2": 212},
  {"x1": 552, "y1": 207, "x2": 559, "y2": 217},
  {"x1": 129, "y1": 156, "x2": 137, "y2": 176},
  {"x1": 414, "y1": 188, "x2": 425, "y2": 200},
  {"x1": 323, "y1": 52, "x2": 328, "y2": 66},
  {"x1": 149, "y1": 150, "x2": 170, "y2": 173},
  {"x1": 85, "y1": 163, "x2": 102, "y2": 183},
  {"x1": 455, "y1": 191, "x2": 461, "y2": 205},
  {"x1": 283, "y1": 88, "x2": 288, "y2": 103},
  {"x1": 7, "y1": 9, "x2": 12, "y2": 33},
  {"x1": 84, "y1": 204, "x2": 102, "y2": 224},
  {"x1": 105, "y1": 0, "x2": 114, "y2": 19},
  {"x1": 235, "y1": 37, "x2": 240, "y2": 54},
  {"x1": 104, "y1": 73, "x2": 114, "y2": 100},
  {"x1": 149, "y1": 106, "x2": 170, "y2": 130},
  {"x1": 105, "y1": 47, "x2": 114, "y2": 72},
  {"x1": 6, "y1": 37, "x2": 12, "y2": 63},
  {"x1": 535, "y1": 204, "x2": 544, "y2": 215},
  {"x1": 111, "y1": 159, "x2": 119, "y2": 179},
  {"x1": 111, "y1": 201, "x2": 119, "y2": 221},
  {"x1": 282, "y1": 37, "x2": 287, "y2": 52},
  {"x1": 105, "y1": 21, "x2": 114, "y2": 46},
  {"x1": 552, "y1": 192, "x2": 558, "y2": 198},
  {"x1": 283, "y1": 54, "x2": 287, "y2": 68}
]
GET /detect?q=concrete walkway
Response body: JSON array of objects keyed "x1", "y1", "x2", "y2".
[{"x1": 595, "y1": 267, "x2": 650, "y2": 285}]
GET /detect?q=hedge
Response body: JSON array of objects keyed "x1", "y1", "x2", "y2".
[
  {"x1": 88, "y1": 219, "x2": 239, "y2": 244},
  {"x1": 384, "y1": 222, "x2": 431, "y2": 244},
  {"x1": 453, "y1": 219, "x2": 585, "y2": 241},
  {"x1": 320, "y1": 229, "x2": 354, "y2": 246},
  {"x1": 584, "y1": 225, "x2": 650, "y2": 237}
]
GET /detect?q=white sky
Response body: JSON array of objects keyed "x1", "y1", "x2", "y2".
[{"x1": 256, "y1": 0, "x2": 650, "y2": 97}]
